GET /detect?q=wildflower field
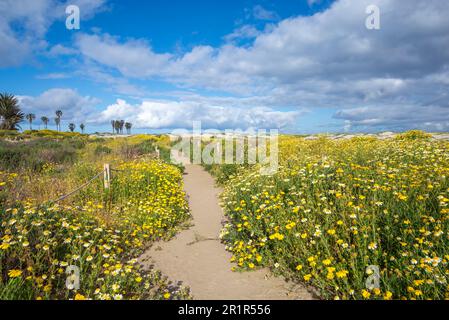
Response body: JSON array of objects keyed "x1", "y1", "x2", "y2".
[
  {"x1": 2, "y1": 129, "x2": 449, "y2": 301},
  {"x1": 214, "y1": 131, "x2": 449, "y2": 300},
  {"x1": 0, "y1": 132, "x2": 190, "y2": 300}
]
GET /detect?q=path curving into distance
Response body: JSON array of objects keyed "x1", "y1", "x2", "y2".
[{"x1": 139, "y1": 164, "x2": 314, "y2": 300}]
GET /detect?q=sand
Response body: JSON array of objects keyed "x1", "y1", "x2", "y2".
[{"x1": 139, "y1": 164, "x2": 314, "y2": 300}]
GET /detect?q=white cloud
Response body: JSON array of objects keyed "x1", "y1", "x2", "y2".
[
  {"x1": 18, "y1": 88, "x2": 101, "y2": 123},
  {"x1": 0, "y1": 0, "x2": 106, "y2": 67},
  {"x1": 0, "y1": 24, "x2": 31, "y2": 67},
  {"x1": 5, "y1": 0, "x2": 449, "y2": 132},
  {"x1": 78, "y1": 65, "x2": 146, "y2": 97},
  {"x1": 76, "y1": 33, "x2": 171, "y2": 78},
  {"x1": 76, "y1": 0, "x2": 449, "y2": 94},
  {"x1": 36, "y1": 73, "x2": 71, "y2": 79},
  {"x1": 307, "y1": 0, "x2": 322, "y2": 7},
  {"x1": 97, "y1": 98, "x2": 301, "y2": 130},
  {"x1": 334, "y1": 104, "x2": 449, "y2": 132},
  {"x1": 252, "y1": 5, "x2": 279, "y2": 21},
  {"x1": 0, "y1": 0, "x2": 50, "y2": 66},
  {"x1": 224, "y1": 25, "x2": 261, "y2": 43},
  {"x1": 47, "y1": 44, "x2": 78, "y2": 56}
]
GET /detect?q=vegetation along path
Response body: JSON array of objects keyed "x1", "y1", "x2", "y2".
[{"x1": 140, "y1": 164, "x2": 314, "y2": 300}]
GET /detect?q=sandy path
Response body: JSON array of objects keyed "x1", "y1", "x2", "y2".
[{"x1": 139, "y1": 164, "x2": 314, "y2": 300}]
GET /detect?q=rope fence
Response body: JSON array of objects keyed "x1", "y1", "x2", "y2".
[
  {"x1": 40, "y1": 149, "x2": 162, "y2": 205},
  {"x1": 48, "y1": 163, "x2": 121, "y2": 204},
  {"x1": 50, "y1": 170, "x2": 105, "y2": 203}
]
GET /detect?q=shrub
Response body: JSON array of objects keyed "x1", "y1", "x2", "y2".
[
  {"x1": 0, "y1": 138, "x2": 85, "y2": 172},
  {"x1": 0, "y1": 130, "x2": 19, "y2": 137},
  {"x1": 395, "y1": 130, "x2": 432, "y2": 141},
  {"x1": 94, "y1": 145, "x2": 112, "y2": 156},
  {"x1": 0, "y1": 151, "x2": 191, "y2": 300},
  {"x1": 22, "y1": 130, "x2": 85, "y2": 139}
]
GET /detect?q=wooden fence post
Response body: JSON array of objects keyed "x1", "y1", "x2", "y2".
[{"x1": 103, "y1": 163, "x2": 111, "y2": 189}]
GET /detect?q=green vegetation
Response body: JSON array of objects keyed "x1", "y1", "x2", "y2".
[
  {"x1": 0, "y1": 132, "x2": 191, "y2": 300},
  {"x1": 0, "y1": 93, "x2": 24, "y2": 131},
  {"x1": 209, "y1": 133, "x2": 449, "y2": 300}
]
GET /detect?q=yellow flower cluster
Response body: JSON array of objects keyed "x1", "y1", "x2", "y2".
[
  {"x1": 220, "y1": 134, "x2": 449, "y2": 300},
  {"x1": 1, "y1": 157, "x2": 190, "y2": 300}
]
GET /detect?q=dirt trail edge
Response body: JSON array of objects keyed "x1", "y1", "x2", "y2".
[{"x1": 139, "y1": 164, "x2": 314, "y2": 300}]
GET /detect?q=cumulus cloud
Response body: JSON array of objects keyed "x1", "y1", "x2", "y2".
[
  {"x1": 18, "y1": 88, "x2": 101, "y2": 123},
  {"x1": 47, "y1": 44, "x2": 78, "y2": 56},
  {"x1": 0, "y1": 0, "x2": 106, "y2": 67},
  {"x1": 252, "y1": 5, "x2": 279, "y2": 21},
  {"x1": 334, "y1": 104, "x2": 449, "y2": 132},
  {"x1": 224, "y1": 25, "x2": 261, "y2": 43},
  {"x1": 36, "y1": 73, "x2": 71, "y2": 79},
  {"x1": 5, "y1": 0, "x2": 449, "y2": 132},
  {"x1": 0, "y1": 0, "x2": 49, "y2": 66},
  {"x1": 76, "y1": 33, "x2": 171, "y2": 78},
  {"x1": 307, "y1": 0, "x2": 322, "y2": 7},
  {"x1": 96, "y1": 98, "x2": 301, "y2": 130},
  {"x1": 78, "y1": 65, "x2": 147, "y2": 97},
  {"x1": 76, "y1": 1, "x2": 449, "y2": 93}
]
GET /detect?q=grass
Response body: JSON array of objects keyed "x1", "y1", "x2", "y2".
[
  {"x1": 3, "y1": 129, "x2": 448, "y2": 300},
  {"x1": 0, "y1": 132, "x2": 191, "y2": 300},
  {"x1": 208, "y1": 131, "x2": 449, "y2": 300},
  {"x1": 0, "y1": 138, "x2": 85, "y2": 172}
]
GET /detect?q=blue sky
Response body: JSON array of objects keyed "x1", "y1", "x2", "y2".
[{"x1": 1, "y1": 0, "x2": 449, "y2": 133}]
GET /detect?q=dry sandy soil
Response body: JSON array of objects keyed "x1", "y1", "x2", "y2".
[{"x1": 139, "y1": 164, "x2": 315, "y2": 300}]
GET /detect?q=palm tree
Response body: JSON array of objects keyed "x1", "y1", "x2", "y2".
[
  {"x1": 125, "y1": 122, "x2": 132, "y2": 134},
  {"x1": 0, "y1": 93, "x2": 24, "y2": 130},
  {"x1": 26, "y1": 113, "x2": 36, "y2": 130},
  {"x1": 114, "y1": 120, "x2": 121, "y2": 134},
  {"x1": 55, "y1": 110, "x2": 63, "y2": 131},
  {"x1": 111, "y1": 120, "x2": 116, "y2": 134},
  {"x1": 41, "y1": 116, "x2": 49, "y2": 129},
  {"x1": 68, "y1": 123, "x2": 75, "y2": 132},
  {"x1": 79, "y1": 123, "x2": 85, "y2": 134},
  {"x1": 54, "y1": 117, "x2": 60, "y2": 131},
  {"x1": 119, "y1": 120, "x2": 125, "y2": 134}
]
